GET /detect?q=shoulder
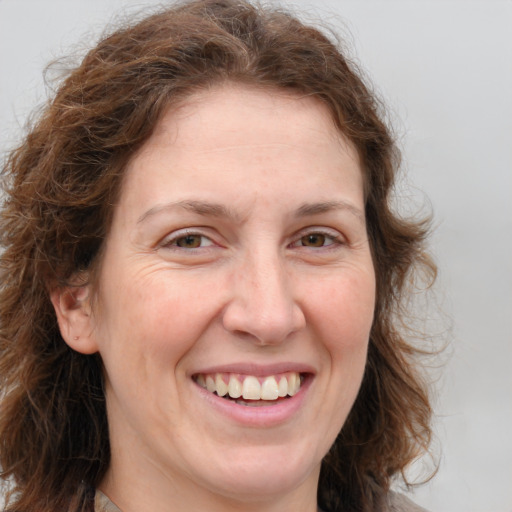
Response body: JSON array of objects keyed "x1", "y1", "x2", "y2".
[
  {"x1": 94, "y1": 490, "x2": 122, "y2": 512},
  {"x1": 385, "y1": 491, "x2": 430, "y2": 512},
  {"x1": 317, "y1": 491, "x2": 431, "y2": 512}
]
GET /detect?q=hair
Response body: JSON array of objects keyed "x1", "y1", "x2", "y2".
[{"x1": 0, "y1": 1, "x2": 436, "y2": 511}]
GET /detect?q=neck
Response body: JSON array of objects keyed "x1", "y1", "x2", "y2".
[{"x1": 99, "y1": 459, "x2": 320, "y2": 512}]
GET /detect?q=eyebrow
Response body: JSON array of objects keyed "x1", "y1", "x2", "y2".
[
  {"x1": 137, "y1": 200, "x2": 242, "y2": 224},
  {"x1": 295, "y1": 200, "x2": 365, "y2": 223},
  {"x1": 137, "y1": 199, "x2": 364, "y2": 224}
]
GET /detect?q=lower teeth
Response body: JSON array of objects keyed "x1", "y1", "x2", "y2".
[
  {"x1": 234, "y1": 399, "x2": 280, "y2": 407},
  {"x1": 216, "y1": 393, "x2": 284, "y2": 406}
]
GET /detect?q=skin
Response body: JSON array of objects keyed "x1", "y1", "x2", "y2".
[{"x1": 52, "y1": 84, "x2": 376, "y2": 512}]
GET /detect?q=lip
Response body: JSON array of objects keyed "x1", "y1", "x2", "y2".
[
  {"x1": 191, "y1": 362, "x2": 316, "y2": 377},
  {"x1": 190, "y1": 363, "x2": 315, "y2": 427}
]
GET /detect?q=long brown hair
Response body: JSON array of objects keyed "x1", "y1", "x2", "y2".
[{"x1": 0, "y1": 1, "x2": 436, "y2": 510}]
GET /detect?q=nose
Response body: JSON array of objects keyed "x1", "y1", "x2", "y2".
[{"x1": 222, "y1": 250, "x2": 306, "y2": 345}]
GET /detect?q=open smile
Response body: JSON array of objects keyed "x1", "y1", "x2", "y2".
[
  {"x1": 191, "y1": 364, "x2": 315, "y2": 426},
  {"x1": 194, "y1": 371, "x2": 305, "y2": 406}
]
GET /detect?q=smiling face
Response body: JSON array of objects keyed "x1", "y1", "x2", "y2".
[{"x1": 54, "y1": 84, "x2": 376, "y2": 511}]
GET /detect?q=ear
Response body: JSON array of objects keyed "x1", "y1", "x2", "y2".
[{"x1": 50, "y1": 283, "x2": 99, "y2": 355}]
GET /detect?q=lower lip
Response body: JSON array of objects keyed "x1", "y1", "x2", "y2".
[{"x1": 193, "y1": 375, "x2": 313, "y2": 427}]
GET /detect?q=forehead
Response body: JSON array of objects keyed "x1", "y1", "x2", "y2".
[
  {"x1": 116, "y1": 83, "x2": 363, "y2": 221},
  {"x1": 138, "y1": 83, "x2": 357, "y2": 163}
]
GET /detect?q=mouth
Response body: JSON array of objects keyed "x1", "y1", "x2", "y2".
[{"x1": 193, "y1": 371, "x2": 306, "y2": 407}]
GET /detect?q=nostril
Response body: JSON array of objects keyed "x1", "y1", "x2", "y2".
[{"x1": 221, "y1": 263, "x2": 305, "y2": 344}]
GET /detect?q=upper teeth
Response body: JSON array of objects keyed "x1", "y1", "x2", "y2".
[{"x1": 196, "y1": 372, "x2": 302, "y2": 400}]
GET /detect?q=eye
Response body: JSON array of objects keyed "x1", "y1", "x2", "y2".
[
  {"x1": 175, "y1": 234, "x2": 208, "y2": 248},
  {"x1": 291, "y1": 230, "x2": 340, "y2": 248},
  {"x1": 299, "y1": 233, "x2": 333, "y2": 247},
  {"x1": 163, "y1": 232, "x2": 215, "y2": 249}
]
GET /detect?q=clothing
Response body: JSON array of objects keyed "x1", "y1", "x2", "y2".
[
  {"x1": 95, "y1": 490, "x2": 121, "y2": 512},
  {"x1": 95, "y1": 489, "x2": 429, "y2": 512},
  {"x1": 385, "y1": 492, "x2": 429, "y2": 512}
]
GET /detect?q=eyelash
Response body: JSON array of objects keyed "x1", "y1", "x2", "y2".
[
  {"x1": 160, "y1": 230, "x2": 215, "y2": 250},
  {"x1": 160, "y1": 228, "x2": 345, "y2": 252},
  {"x1": 289, "y1": 229, "x2": 345, "y2": 250}
]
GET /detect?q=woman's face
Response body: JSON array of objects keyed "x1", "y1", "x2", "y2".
[{"x1": 68, "y1": 85, "x2": 375, "y2": 508}]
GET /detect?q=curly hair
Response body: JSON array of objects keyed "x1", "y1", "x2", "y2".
[{"x1": 0, "y1": 1, "x2": 436, "y2": 511}]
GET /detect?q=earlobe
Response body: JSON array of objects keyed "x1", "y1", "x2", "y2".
[{"x1": 50, "y1": 284, "x2": 99, "y2": 355}]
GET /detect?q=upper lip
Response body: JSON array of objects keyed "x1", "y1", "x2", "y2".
[{"x1": 190, "y1": 362, "x2": 316, "y2": 377}]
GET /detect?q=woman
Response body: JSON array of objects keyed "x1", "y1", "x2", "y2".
[{"x1": 0, "y1": 1, "x2": 435, "y2": 511}]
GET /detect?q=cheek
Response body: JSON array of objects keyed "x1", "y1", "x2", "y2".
[
  {"x1": 304, "y1": 272, "x2": 375, "y2": 449},
  {"x1": 97, "y1": 270, "x2": 222, "y2": 366},
  {"x1": 310, "y1": 270, "x2": 375, "y2": 353},
  {"x1": 95, "y1": 276, "x2": 215, "y2": 419}
]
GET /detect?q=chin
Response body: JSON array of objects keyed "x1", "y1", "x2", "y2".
[{"x1": 196, "y1": 444, "x2": 320, "y2": 503}]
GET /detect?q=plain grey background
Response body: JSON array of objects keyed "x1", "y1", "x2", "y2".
[{"x1": 0, "y1": 1, "x2": 511, "y2": 511}]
